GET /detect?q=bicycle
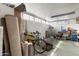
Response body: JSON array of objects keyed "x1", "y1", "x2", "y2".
[{"x1": 24, "y1": 31, "x2": 53, "y2": 54}]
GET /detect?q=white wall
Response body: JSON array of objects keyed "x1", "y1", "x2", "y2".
[
  {"x1": 53, "y1": 19, "x2": 76, "y2": 31},
  {"x1": 21, "y1": 14, "x2": 77, "y2": 38},
  {"x1": 0, "y1": 4, "x2": 14, "y2": 18},
  {"x1": 50, "y1": 13, "x2": 77, "y2": 31},
  {"x1": 26, "y1": 20, "x2": 48, "y2": 38},
  {"x1": 25, "y1": 3, "x2": 79, "y2": 32},
  {"x1": 21, "y1": 13, "x2": 49, "y2": 38},
  {"x1": 0, "y1": 4, "x2": 14, "y2": 56},
  {"x1": 21, "y1": 19, "x2": 48, "y2": 38}
]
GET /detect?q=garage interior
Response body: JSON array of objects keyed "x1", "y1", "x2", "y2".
[{"x1": 0, "y1": 3, "x2": 79, "y2": 56}]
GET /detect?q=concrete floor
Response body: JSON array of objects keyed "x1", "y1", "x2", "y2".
[
  {"x1": 53, "y1": 40, "x2": 79, "y2": 56},
  {"x1": 35, "y1": 40, "x2": 79, "y2": 56}
]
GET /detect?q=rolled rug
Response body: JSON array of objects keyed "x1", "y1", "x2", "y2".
[
  {"x1": 21, "y1": 41, "x2": 28, "y2": 56},
  {"x1": 5, "y1": 15, "x2": 22, "y2": 56},
  {"x1": 28, "y1": 42, "x2": 34, "y2": 56},
  {"x1": 0, "y1": 27, "x2": 3, "y2": 56}
]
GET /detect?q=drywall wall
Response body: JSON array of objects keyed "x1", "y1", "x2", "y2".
[{"x1": 0, "y1": 4, "x2": 14, "y2": 25}]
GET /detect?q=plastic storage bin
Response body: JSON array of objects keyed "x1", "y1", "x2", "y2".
[{"x1": 71, "y1": 30, "x2": 78, "y2": 41}]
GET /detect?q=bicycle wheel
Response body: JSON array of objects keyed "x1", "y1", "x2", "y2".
[{"x1": 34, "y1": 39, "x2": 46, "y2": 54}]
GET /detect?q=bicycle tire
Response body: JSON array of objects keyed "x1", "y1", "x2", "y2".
[{"x1": 34, "y1": 39, "x2": 46, "y2": 54}]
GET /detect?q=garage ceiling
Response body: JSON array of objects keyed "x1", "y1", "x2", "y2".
[
  {"x1": 12, "y1": 3, "x2": 79, "y2": 21},
  {"x1": 25, "y1": 3, "x2": 79, "y2": 21}
]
